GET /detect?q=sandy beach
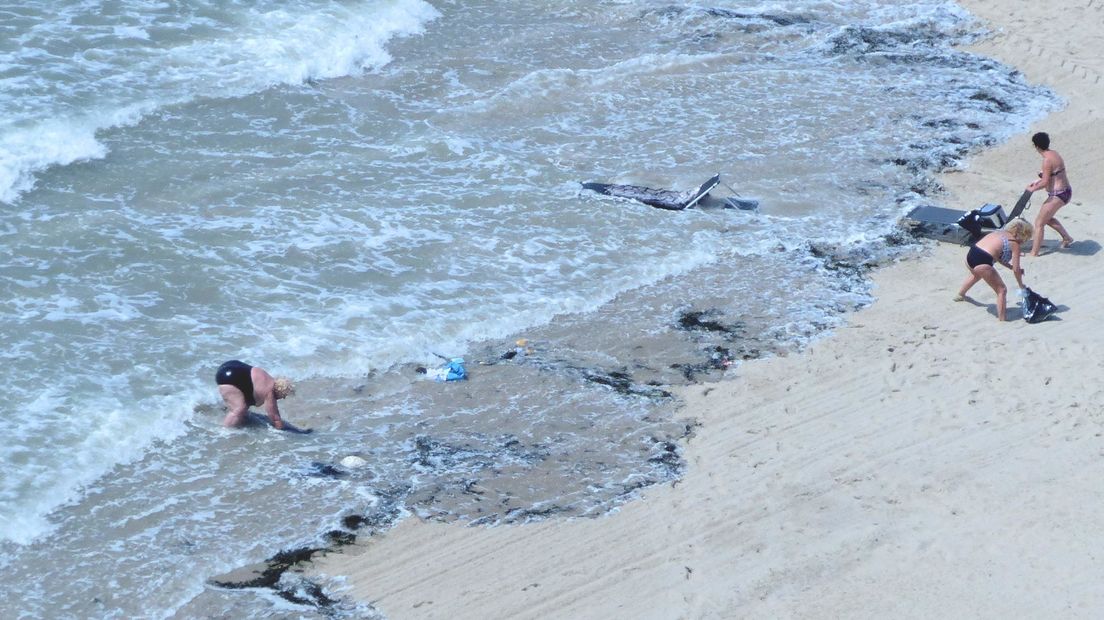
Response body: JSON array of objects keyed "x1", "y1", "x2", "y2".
[{"x1": 306, "y1": 1, "x2": 1104, "y2": 617}]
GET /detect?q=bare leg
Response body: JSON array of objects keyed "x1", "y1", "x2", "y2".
[
  {"x1": 219, "y1": 385, "x2": 249, "y2": 427},
  {"x1": 1050, "y1": 216, "x2": 1074, "y2": 248},
  {"x1": 975, "y1": 265, "x2": 1007, "y2": 320},
  {"x1": 956, "y1": 272, "x2": 981, "y2": 301},
  {"x1": 1031, "y1": 197, "x2": 1073, "y2": 255}
]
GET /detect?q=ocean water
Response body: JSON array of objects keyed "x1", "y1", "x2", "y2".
[{"x1": 0, "y1": 0, "x2": 1057, "y2": 617}]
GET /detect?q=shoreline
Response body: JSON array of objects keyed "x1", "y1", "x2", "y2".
[{"x1": 303, "y1": 2, "x2": 1104, "y2": 617}]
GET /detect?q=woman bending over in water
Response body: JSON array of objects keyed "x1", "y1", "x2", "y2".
[
  {"x1": 1025, "y1": 131, "x2": 1074, "y2": 255},
  {"x1": 955, "y1": 218, "x2": 1033, "y2": 321}
]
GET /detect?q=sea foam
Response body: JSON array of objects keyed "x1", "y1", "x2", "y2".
[{"x1": 0, "y1": 0, "x2": 439, "y2": 204}]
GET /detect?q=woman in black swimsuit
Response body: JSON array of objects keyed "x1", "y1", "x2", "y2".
[
  {"x1": 1025, "y1": 132, "x2": 1074, "y2": 256},
  {"x1": 215, "y1": 360, "x2": 296, "y2": 429}
]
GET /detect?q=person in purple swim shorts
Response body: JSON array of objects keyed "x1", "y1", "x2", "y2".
[{"x1": 1025, "y1": 131, "x2": 1075, "y2": 256}]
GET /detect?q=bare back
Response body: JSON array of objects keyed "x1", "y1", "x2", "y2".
[
  {"x1": 249, "y1": 367, "x2": 275, "y2": 407},
  {"x1": 974, "y1": 231, "x2": 1010, "y2": 264},
  {"x1": 1041, "y1": 150, "x2": 1069, "y2": 192}
]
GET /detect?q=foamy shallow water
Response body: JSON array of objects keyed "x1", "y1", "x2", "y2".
[{"x1": 0, "y1": 0, "x2": 1058, "y2": 616}]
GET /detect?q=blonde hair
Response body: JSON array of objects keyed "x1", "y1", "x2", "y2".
[
  {"x1": 1003, "y1": 217, "x2": 1033, "y2": 243},
  {"x1": 273, "y1": 377, "x2": 296, "y2": 399}
]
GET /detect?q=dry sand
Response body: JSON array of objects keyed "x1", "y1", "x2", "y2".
[{"x1": 308, "y1": 2, "x2": 1104, "y2": 617}]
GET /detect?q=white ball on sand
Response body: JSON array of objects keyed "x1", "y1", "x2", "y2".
[{"x1": 340, "y1": 455, "x2": 368, "y2": 469}]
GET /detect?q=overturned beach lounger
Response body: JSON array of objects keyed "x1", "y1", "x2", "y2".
[
  {"x1": 904, "y1": 202, "x2": 1009, "y2": 244},
  {"x1": 582, "y1": 174, "x2": 758, "y2": 211}
]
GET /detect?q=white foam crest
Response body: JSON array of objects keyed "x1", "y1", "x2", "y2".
[
  {"x1": 174, "y1": 0, "x2": 440, "y2": 89},
  {"x1": 0, "y1": 377, "x2": 204, "y2": 545},
  {"x1": 112, "y1": 25, "x2": 150, "y2": 41},
  {"x1": 0, "y1": 95, "x2": 160, "y2": 203},
  {"x1": 0, "y1": 119, "x2": 105, "y2": 204}
]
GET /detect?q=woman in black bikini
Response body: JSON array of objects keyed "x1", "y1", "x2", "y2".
[
  {"x1": 955, "y1": 218, "x2": 1033, "y2": 322},
  {"x1": 1025, "y1": 132, "x2": 1074, "y2": 256}
]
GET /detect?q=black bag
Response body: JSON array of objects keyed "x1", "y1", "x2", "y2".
[
  {"x1": 1022, "y1": 288, "x2": 1057, "y2": 323},
  {"x1": 956, "y1": 204, "x2": 1007, "y2": 242},
  {"x1": 956, "y1": 210, "x2": 984, "y2": 239}
]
